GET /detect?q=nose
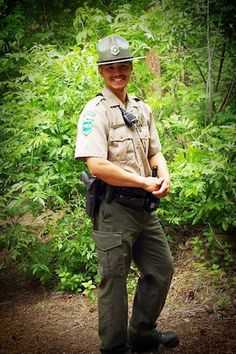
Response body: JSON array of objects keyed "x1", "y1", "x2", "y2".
[{"x1": 112, "y1": 67, "x2": 123, "y2": 75}]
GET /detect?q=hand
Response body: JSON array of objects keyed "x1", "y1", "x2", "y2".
[
  {"x1": 152, "y1": 177, "x2": 171, "y2": 198},
  {"x1": 143, "y1": 176, "x2": 165, "y2": 193}
]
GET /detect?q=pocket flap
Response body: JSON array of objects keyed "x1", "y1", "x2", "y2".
[{"x1": 93, "y1": 231, "x2": 122, "y2": 251}]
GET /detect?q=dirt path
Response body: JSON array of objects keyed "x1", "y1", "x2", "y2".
[{"x1": 0, "y1": 255, "x2": 236, "y2": 354}]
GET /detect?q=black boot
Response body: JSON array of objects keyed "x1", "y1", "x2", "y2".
[{"x1": 129, "y1": 330, "x2": 179, "y2": 352}]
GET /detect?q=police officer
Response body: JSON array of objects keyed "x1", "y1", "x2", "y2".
[{"x1": 75, "y1": 35, "x2": 179, "y2": 354}]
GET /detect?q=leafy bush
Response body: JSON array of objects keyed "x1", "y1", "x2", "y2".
[
  {"x1": 158, "y1": 125, "x2": 236, "y2": 233},
  {"x1": 0, "y1": 208, "x2": 98, "y2": 292},
  {"x1": 0, "y1": 44, "x2": 96, "y2": 216},
  {"x1": 192, "y1": 228, "x2": 234, "y2": 270}
]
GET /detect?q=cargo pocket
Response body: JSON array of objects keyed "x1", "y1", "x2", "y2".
[{"x1": 92, "y1": 230, "x2": 125, "y2": 278}]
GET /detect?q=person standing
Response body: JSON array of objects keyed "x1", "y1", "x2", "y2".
[{"x1": 75, "y1": 34, "x2": 179, "y2": 354}]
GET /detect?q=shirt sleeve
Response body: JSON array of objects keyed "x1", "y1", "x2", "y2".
[{"x1": 74, "y1": 101, "x2": 109, "y2": 160}]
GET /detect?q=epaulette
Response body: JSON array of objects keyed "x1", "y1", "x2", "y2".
[
  {"x1": 93, "y1": 93, "x2": 105, "y2": 106},
  {"x1": 133, "y1": 96, "x2": 142, "y2": 102}
]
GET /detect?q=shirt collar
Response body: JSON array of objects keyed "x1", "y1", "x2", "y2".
[{"x1": 101, "y1": 87, "x2": 139, "y2": 109}]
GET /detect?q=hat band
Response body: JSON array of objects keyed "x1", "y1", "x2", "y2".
[{"x1": 97, "y1": 56, "x2": 134, "y2": 65}]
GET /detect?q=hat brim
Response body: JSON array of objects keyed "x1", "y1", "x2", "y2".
[{"x1": 97, "y1": 56, "x2": 146, "y2": 65}]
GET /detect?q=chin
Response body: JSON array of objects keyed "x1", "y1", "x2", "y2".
[{"x1": 110, "y1": 83, "x2": 127, "y2": 90}]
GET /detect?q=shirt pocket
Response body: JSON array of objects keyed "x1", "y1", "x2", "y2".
[
  {"x1": 92, "y1": 230, "x2": 125, "y2": 278},
  {"x1": 108, "y1": 125, "x2": 134, "y2": 162}
]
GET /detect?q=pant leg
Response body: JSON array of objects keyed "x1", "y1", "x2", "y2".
[
  {"x1": 93, "y1": 200, "x2": 142, "y2": 353},
  {"x1": 129, "y1": 211, "x2": 174, "y2": 337}
]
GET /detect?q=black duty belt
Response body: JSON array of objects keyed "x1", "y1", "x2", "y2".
[
  {"x1": 114, "y1": 186, "x2": 146, "y2": 199},
  {"x1": 113, "y1": 186, "x2": 146, "y2": 211},
  {"x1": 104, "y1": 185, "x2": 159, "y2": 212},
  {"x1": 106, "y1": 186, "x2": 157, "y2": 212}
]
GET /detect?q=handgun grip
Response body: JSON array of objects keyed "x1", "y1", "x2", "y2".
[
  {"x1": 152, "y1": 165, "x2": 158, "y2": 178},
  {"x1": 80, "y1": 171, "x2": 93, "y2": 189}
]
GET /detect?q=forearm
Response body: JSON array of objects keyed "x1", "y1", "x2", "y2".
[
  {"x1": 148, "y1": 152, "x2": 171, "y2": 197},
  {"x1": 86, "y1": 155, "x2": 169, "y2": 194},
  {"x1": 86, "y1": 157, "x2": 145, "y2": 188},
  {"x1": 149, "y1": 152, "x2": 171, "y2": 182}
]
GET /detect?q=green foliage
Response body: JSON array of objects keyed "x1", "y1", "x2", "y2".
[
  {"x1": 57, "y1": 269, "x2": 85, "y2": 293},
  {"x1": 0, "y1": 44, "x2": 95, "y2": 214},
  {"x1": 158, "y1": 123, "x2": 235, "y2": 232},
  {"x1": 192, "y1": 228, "x2": 234, "y2": 270},
  {"x1": 0, "y1": 208, "x2": 98, "y2": 291},
  {"x1": 0, "y1": 0, "x2": 79, "y2": 53},
  {"x1": 215, "y1": 294, "x2": 232, "y2": 311},
  {"x1": 0, "y1": 225, "x2": 54, "y2": 284}
]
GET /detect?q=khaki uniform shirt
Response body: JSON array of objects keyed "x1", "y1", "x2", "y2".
[{"x1": 75, "y1": 87, "x2": 161, "y2": 177}]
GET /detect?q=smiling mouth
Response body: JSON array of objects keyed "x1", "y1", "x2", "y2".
[{"x1": 112, "y1": 77, "x2": 126, "y2": 82}]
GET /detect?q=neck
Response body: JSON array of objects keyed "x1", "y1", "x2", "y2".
[{"x1": 106, "y1": 86, "x2": 127, "y2": 104}]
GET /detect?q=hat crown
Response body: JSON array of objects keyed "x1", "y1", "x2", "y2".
[{"x1": 97, "y1": 35, "x2": 133, "y2": 65}]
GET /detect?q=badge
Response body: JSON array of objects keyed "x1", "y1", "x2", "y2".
[
  {"x1": 110, "y1": 45, "x2": 120, "y2": 56},
  {"x1": 82, "y1": 111, "x2": 95, "y2": 135}
]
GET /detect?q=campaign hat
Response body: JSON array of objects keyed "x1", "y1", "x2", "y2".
[{"x1": 97, "y1": 35, "x2": 145, "y2": 65}]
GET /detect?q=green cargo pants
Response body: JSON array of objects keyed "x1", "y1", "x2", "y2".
[{"x1": 93, "y1": 198, "x2": 174, "y2": 354}]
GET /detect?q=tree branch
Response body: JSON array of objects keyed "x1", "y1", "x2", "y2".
[
  {"x1": 218, "y1": 74, "x2": 236, "y2": 112},
  {"x1": 214, "y1": 39, "x2": 227, "y2": 93},
  {"x1": 194, "y1": 60, "x2": 207, "y2": 84},
  {"x1": 205, "y1": 0, "x2": 213, "y2": 125},
  {"x1": 43, "y1": 2, "x2": 62, "y2": 49}
]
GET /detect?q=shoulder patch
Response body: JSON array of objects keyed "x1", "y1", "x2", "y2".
[{"x1": 82, "y1": 111, "x2": 95, "y2": 135}]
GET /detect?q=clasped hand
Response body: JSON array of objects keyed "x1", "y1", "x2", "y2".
[{"x1": 143, "y1": 176, "x2": 170, "y2": 198}]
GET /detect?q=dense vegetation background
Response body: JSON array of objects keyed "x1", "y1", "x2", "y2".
[{"x1": 0, "y1": 0, "x2": 235, "y2": 293}]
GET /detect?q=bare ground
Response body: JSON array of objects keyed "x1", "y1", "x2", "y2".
[{"x1": 0, "y1": 248, "x2": 235, "y2": 354}]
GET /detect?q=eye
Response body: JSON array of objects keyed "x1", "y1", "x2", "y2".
[{"x1": 121, "y1": 64, "x2": 130, "y2": 70}]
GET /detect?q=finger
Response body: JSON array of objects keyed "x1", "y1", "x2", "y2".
[
  {"x1": 153, "y1": 184, "x2": 169, "y2": 197},
  {"x1": 156, "y1": 177, "x2": 164, "y2": 186}
]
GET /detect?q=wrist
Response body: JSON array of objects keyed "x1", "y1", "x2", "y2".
[
  {"x1": 138, "y1": 176, "x2": 146, "y2": 189},
  {"x1": 142, "y1": 177, "x2": 146, "y2": 189}
]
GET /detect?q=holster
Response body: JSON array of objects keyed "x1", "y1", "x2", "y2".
[{"x1": 80, "y1": 171, "x2": 105, "y2": 218}]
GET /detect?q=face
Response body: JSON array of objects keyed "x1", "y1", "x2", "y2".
[{"x1": 98, "y1": 62, "x2": 133, "y2": 94}]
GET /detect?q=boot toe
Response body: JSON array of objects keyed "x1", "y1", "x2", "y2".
[
  {"x1": 129, "y1": 330, "x2": 179, "y2": 352},
  {"x1": 157, "y1": 330, "x2": 179, "y2": 348}
]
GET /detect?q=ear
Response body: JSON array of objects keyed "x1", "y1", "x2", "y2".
[{"x1": 98, "y1": 66, "x2": 103, "y2": 76}]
